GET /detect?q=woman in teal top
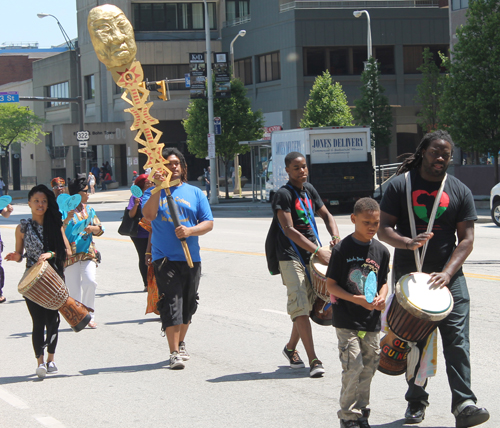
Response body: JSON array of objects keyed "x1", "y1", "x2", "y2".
[{"x1": 62, "y1": 174, "x2": 104, "y2": 329}]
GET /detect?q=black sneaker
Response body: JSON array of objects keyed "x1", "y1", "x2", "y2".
[
  {"x1": 309, "y1": 359, "x2": 325, "y2": 378},
  {"x1": 405, "y1": 402, "x2": 426, "y2": 424},
  {"x1": 340, "y1": 419, "x2": 360, "y2": 428},
  {"x1": 282, "y1": 346, "x2": 305, "y2": 369},
  {"x1": 358, "y1": 408, "x2": 371, "y2": 428},
  {"x1": 455, "y1": 405, "x2": 489, "y2": 428}
]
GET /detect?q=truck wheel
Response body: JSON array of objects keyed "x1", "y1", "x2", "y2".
[{"x1": 492, "y1": 200, "x2": 500, "y2": 227}]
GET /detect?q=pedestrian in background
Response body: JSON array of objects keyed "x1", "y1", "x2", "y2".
[
  {"x1": 50, "y1": 177, "x2": 66, "y2": 197},
  {"x1": 0, "y1": 177, "x2": 5, "y2": 196},
  {"x1": 88, "y1": 172, "x2": 96, "y2": 194},
  {"x1": 127, "y1": 174, "x2": 153, "y2": 291},
  {"x1": 204, "y1": 166, "x2": 211, "y2": 199}
]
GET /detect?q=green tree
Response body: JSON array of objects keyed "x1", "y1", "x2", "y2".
[
  {"x1": 439, "y1": 0, "x2": 500, "y2": 184},
  {"x1": 0, "y1": 104, "x2": 45, "y2": 193},
  {"x1": 300, "y1": 70, "x2": 353, "y2": 127},
  {"x1": 415, "y1": 47, "x2": 445, "y2": 133},
  {"x1": 353, "y1": 57, "x2": 393, "y2": 150},
  {"x1": 183, "y1": 78, "x2": 264, "y2": 199}
]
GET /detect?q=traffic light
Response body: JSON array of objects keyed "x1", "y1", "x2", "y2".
[{"x1": 156, "y1": 80, "x2": 168, "y2": 101}]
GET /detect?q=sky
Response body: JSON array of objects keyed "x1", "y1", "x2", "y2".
[{"x1": 1, "y1": 0, "x2": 77, "y2": 49}]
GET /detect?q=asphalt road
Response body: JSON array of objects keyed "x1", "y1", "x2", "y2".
[{"x1": 0, "y1": 202, "x2": 497, "y2": 428}]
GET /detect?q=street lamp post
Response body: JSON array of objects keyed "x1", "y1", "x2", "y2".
[
  {"x1": 353, "y1": 10, "x2": 372, "y2": 67},
  {"x1": 38, "y1": 13, "x2": 87, "y2": 176},
  {"x1": 203, "y1": 0, "x2": 218, "y2": 204},
  {"x1": 354, "y1": 10, "x2": 380, "y2": 196},
  {"x1": 230, "y1": 29, "x2": 246, "y2": 197}
]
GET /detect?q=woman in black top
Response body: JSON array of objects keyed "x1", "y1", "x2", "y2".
[{"x1": 6, "y1": 185, "x2": 69, "y2": 379}]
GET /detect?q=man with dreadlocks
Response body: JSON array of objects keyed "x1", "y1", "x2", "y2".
[{"x1": 378, "y1": 130, "x2": 489, "y2": 428}]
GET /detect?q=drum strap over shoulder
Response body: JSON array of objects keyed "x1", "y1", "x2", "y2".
[{"x1": 405, "y1": 172, "x2": 447, "y2": 272}]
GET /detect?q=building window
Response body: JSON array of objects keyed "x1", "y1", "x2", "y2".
[
  {"x1": 258, "y1": 52, "x2": 280, "y2": 83},
  {"x1": 304, "y1": 46, "x2": 395, "y2": 76},
  {"x1": 403, "y1": 45, "x2": 449, "y2": 74},
  {"x1": 234, "y1": 57, "x2": 253, "y2": 85},
  {"x1": 226, "y1": 1, "x2": 250, "y2": 21},
  {"x1": 85, "y1": 75, "x2": 95, "y2": 100},
  {"x1": 142, "y1": 64, "x2": 190, "y2": 90},
  {"x1": 452, "y1": 0, "x2": 468, "y2": 10},
  {"x1": 132, "y1": 3, "x2": 216, "y2": 31},
  {"x1": 45, "y1": 82, "x2": 69, "y2": 107}
]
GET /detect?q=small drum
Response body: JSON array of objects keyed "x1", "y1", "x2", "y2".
[
  {"x1": 309, "y1": 247, "x2": 333, "y2": 326},
  {"x1": 18, "y1": 261, "x2": 91, "y2": 332},
  {"x1": 387, "y1": 272, "x2": 454, "y2": 343}
]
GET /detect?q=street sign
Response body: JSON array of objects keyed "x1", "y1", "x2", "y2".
[
  {"x1": 214, "y1": 117, "x2": 221, "y2": 135},
  {"x1": 207, "y1": 133, "x2": 215, "y2": 159},
  {"x1": 0, "y1": 92, "x2": 19, "y2": 103},
  {"x1": 79, "y1": 141, "x2": 88, "y2": 148},
  {"x1": 185, "y1": 73, "x2": 191, "y2": 88},
  {"x1": 76, "y1": 130, "x2": 90, "y2": 141}
]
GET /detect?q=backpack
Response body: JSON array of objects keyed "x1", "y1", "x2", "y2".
[{"x1": 265, "y1": 216, "x2": 281, "y2": 275}]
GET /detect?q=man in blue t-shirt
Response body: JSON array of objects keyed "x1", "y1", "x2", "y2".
[{"x1": 143, "y1": 148, "x2": 213, "y2": 370}]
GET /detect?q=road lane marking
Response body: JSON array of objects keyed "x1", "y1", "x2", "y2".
[
  {"x1": 4, "y1": 226, "x2": 498, "y2": 280},
  {"x1": 261, "y1": 309, "x2": 288, "y2": 316},
  {"x1": 34, "y1": 415, "x2": 66, "y2": 427},
  {"x1": 0, "y1": 386, "x2": 29, "y2": 409}
]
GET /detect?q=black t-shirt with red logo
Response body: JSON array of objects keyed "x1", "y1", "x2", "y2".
[
  {"x1": 272, "y1": 181, "x2": 324, "y2": 264},
  {"x1": 380, "y1": 169, "x2": 477, "y2": 274}
]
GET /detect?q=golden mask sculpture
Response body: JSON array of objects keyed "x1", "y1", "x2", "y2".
[
  {"x1": 88, "y1": 5, "x2": 193, "y2": 266},
  {"x1": 87, "y1": 4, "x2": 178, "y2": 192}
]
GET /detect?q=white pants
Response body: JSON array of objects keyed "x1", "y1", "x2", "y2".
[{"x1": 65, "y1": 260, "x2": 97, "y2": 320}]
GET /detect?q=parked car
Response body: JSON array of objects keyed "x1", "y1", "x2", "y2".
[{"x1": 490, "y1": 182, "x2": 500, "y2": 226}]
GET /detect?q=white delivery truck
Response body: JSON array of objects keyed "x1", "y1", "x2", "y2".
[{"x1": 266, "y1": 126, "x2": 373, "y2": 208}]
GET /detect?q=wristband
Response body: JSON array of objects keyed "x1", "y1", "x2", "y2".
[
  {"x1": 331, "y1": 235, "x2": 340, "y2": 241},
  {"x1": 145, "y1": 252, "x2": 152, "y2": 255},
  {"x1": 313, "y1": 246, "x2": 320, "y2": 255}
]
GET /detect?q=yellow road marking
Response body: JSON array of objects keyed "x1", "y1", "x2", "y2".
[{"x1": 2, "y1": 226, "x2": 498, "y2": 281}]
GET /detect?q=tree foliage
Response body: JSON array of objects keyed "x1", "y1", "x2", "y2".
[
  {"x1": 415, "y1": 47, "x2": 445, "y2": 133},
  {"x1": 183, "y1": 78, "x2": 264, "y2": 198},
  {"x1": 0, "y1": 104, "x2": 45, "y2": 191},
  {"x1": 439, "y1": 0, "x2": 500, "y2": 184},
  {"x1": 300, "y1": 70, "x2": 353, "y2": 128},
  {"x1": 353, "y1": 57, "x2": 393, "y2": 150}
]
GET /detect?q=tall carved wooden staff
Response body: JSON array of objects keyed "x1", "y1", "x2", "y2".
[{"x1": 87, "y1": 4, "x2": 193, "y2": 267}]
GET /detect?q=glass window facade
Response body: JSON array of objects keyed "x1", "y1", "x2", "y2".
[
  {"x1": 234, "y1": 57, "x2": 253, "y2": 85},
  {"x1": 45, "y1": 82, "x2": 69, "y2": 107},
  {"x1": 226, "y1": 1, "x2": 250, "y2": 21},
  {"x1": 142, "y1": 64, "x2": 190, "y2": 90},
  {"x1": 133, "y1": 3, "x2": 216, "y2": 31},
  {"x1": 258, "y1": 52, "x2": 280, "y2": 83}
]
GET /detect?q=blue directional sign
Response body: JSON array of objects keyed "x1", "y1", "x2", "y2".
[
  {"x1": 214, "y1": 117, "x2": 221, "y2": 135},
  {"x1": 0, "y1": 92, "x2": 19, "y2": 103},
  {"x1": 185, "y1": 73, "x2": 191, "y2": 88}
]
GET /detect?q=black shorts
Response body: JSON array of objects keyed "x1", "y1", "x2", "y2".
[{"x1": 153, "y1": 258, "x2": 201, "y2": 329}]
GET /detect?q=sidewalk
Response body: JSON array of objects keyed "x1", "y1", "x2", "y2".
[{"x1": 6, "y1": 184, "x2": 492, "y2": 221}]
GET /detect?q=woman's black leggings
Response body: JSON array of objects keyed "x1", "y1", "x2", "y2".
[
  {"x1": 131, "y1": 236, "x2": 149, "y2": 288},
  {"x1": 25, "y1": 297, "x2": 60, "y2": 358}
]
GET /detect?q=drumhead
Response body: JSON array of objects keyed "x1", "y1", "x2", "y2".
[
  {"x1": 397, "y1": 272, "x2": 453, "y2": 316},
  {"x1": 310, "y1": 246, "x2": 331, "y2": 277},
  {"x1": 18, "y1": 261, "x2": 48, "y2": 294}
]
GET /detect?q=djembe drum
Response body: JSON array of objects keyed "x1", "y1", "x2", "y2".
[
  {"x1": 378, "y1": 272, "x2": 454, "y2": 375},
  {"x1": 18, "y1": 261, "x2": 91, "y2": 332},
  {"x1": 309, "y1": 246, "x2": 333, "y2": 326}
]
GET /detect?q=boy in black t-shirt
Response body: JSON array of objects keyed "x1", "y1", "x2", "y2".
[{"x1": 326, "y1": 198, "x2": 390, "y2": 428}]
